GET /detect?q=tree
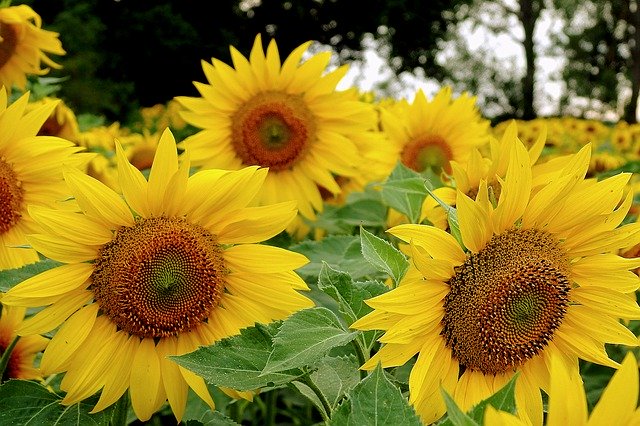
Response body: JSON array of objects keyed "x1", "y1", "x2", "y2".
[
  {"x1": 439, "y1": 0, "x2": 553, "y2": 121},
  {"x1": 25, "y1": 0, "x2": 471, "y2": 122},
  {"x1": 556, "y1": 0, "x2": 640, "y2": 123}
]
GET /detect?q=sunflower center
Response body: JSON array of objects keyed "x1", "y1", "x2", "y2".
[
  {"x1": 441, "y1": 228, "x2": 570, "y2": 375},
  {"x1": 401, "y1": 135, "x2": 453, "y2": 174},
  {"x1": 231, "y1": 91, "x2": 315, "y2": 171},
  {"x1": 0, "y1": 23, "x2": 17, "y2": 69},
  {"x1": 91, "y1": 217, "x2": 227, "y2": 338},
  {"x1": 0, "y1": 158, "x2": 24, "y2": 235}
]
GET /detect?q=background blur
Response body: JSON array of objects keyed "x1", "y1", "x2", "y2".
[{"x1": 21, "y1": 0, "x2": 638, "y2": 126}]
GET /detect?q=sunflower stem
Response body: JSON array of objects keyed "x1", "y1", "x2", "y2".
[
  {"x1": 0, "y1": 334, "x2": 20, "y2": 382},
  {"x1": 301, "y1": 374, "x2": 331, "y2": 421},
  {"x1": 111, "y1": 391, "x2": 130, "y2": 426},
  {"x1": 352, "y1": 339, "x2": 368, "y2": 380},
  {"x1": 265, "y1": 388, "x2": 277, "y2": 426}
]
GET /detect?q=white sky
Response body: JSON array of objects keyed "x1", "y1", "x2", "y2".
[{"x1": 336, "y1": 5, "x2": 571, "y2": 119}]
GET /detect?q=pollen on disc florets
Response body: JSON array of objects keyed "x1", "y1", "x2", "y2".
[
  {"x1": 91, "y1": 217, "x2": 227, "y2": 339},
  {"x1": 441, "y1": 228, "x2": 571, "y2": 375},
  {"x1": 231, "y1": 91, "x2": 316, "y2": 171},
  {"x1": 0, "y1": 158, "x2": 24, "y2": 235}
]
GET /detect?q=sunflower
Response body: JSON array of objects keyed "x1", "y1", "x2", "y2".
[
  {"x1": 0, "y1": 304, "x2": 48, "y2": 381},
  {"x1": 0, "y1": 5, "x2": 65, "y2": 90},
  {"x1": 352, "y1": 135, "x2": 640, "y2": 425},
  {"x1": 27, "y1": 96, "x2": 80, "y2": 143},
  {"x1": 380, "y1": 86, "x2": 490, "y2": 176},
  {"x1": 0, "y1": 89, "x2": 88, "y2": 270},
  {"x1": 175, "y1": 34, "x2": 380, "y2": 233},
  {"x1": 1, "y1": 128, "x2": 314, "y2": 421},
  {"x1": 485, "y1": 352, "x2": 640, "y2": 425},
  {"x1": 420, "y1": 121, "x2": 546, "y2": 229}
]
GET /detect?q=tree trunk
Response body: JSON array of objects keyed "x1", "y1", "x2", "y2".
[
  {"x1": 625, "y1": 0, "x2": 640, "y2": 123},
  {"x1": 519, "y1": 0, "x2": 538, "y2": 120}
]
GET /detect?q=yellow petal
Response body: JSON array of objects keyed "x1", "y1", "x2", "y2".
[
  {"x1": 156, "y1": 336, "x2": 189, "y2": 422},
  {"x1": 492, "y1": 139, "x2": 531, "y2": 233},
  {"x1": 147, "y1": 128, "x2": 179, "y2": 216},
  {"x1": 63, "y1": 166, "x2": 134, "y2": 228},
  {"x1": 18, "y1": 289, "x2": 93, "y2": 335},
  {"x1": 116, "y1": 140, "x2": 149, "y2": 217},
  {"x1": 3, "y1": 263, "x2": 92, "y2": 305},
  {"x1": 40, "y1": 304, "x2": 99, "y2": 375},
  {"x1": 224, "y1": 244, "x2": 308, "y2": 273},
  {"x1": 29, "y1": 206, "x2": 113, "y2": 246},
  {"x1": 130, "y1": 338, "x2": 164, "y2": 421},
  {"x1": 214, "y1": 202, "x2": 297, "y2": 243},
  {"x1": 91, "y1": 334, "x2": 140, "y2": 413},
  {"x1": 388, "y1": 224, "x2": 466, "y2": 264},
  {"x1": 588, "y1": 352, "x2": 639, "y2": 425}
]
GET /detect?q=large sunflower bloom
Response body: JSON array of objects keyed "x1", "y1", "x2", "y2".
[
  {"x1": 380, "y1": 86, "x2": 490, "y2": 176},
  {"x1": 0, "y1": 89, "x2": 88, "y2": 270},
  {"x1": 0, "y1": 5, "x2": 65, "y2": 90},
  {"x1": 1, "y1": 129, "x2": 314, "y2": 421},
  {"x1": 176, "y1": 34, "x2": 379, "y2": 231},
  {"x1": 0, "y1": 304, "x2": 48, "y2": 381},
  {"x1": 352, "y1": 136, "x2": 640, "y2": 425}
]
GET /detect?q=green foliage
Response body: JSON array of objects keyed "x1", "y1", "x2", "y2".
[
  {"x1": 0, "y1": 258, "x2": 62, "y2": 292},
  {"x1": 329, "y1": 365, "x2": 422, "y2": 426},
  {"x1": 262, "y1": 307, "x2": 358, "y2": 374},
  {"x1": 317, "y1": 262, "x2": 387, "y2": 352},
  {"x1": 381, "y1": 162, "x2": 432, "y2": 223},
  {"x1": 292, "y1": 235, "x2": 382, "y2": 281},
  {"x1": 0, "y1": 380, "x2": 117, "y2": 425},
  {"x1": 360, "y1": 227, "x2": 409, "y2": 285},
  {"x1": 439, "y1": 374, "x2": 518, "y2": 426},
  {"x1": 172, "y1": 323, "x2": 305, "y2": 391}
]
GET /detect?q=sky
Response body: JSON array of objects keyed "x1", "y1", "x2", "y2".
[{"x1": 336, "y1": 5, "x2": 572, "y2": 119}]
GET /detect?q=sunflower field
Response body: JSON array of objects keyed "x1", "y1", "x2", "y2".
[{"x1": 0, "y1": 2, "x2": 640, "y2": 426}]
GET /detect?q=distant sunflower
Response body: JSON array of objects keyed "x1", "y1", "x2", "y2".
[
  {"x1": 0, "y1": 305, "x2": 48, "y2": 381},
  {"x1": 176, "y1": 34, "x2": 379, "y2": 230},
  {"x1": 0, "y1": 89, "x2": 87, "y2": 270},
  {"x1": 2, "y1": 129, "x2": 313, "y2": 422},
  {"x1": 352, "y1": 135, "x2": 640, "y2": 425},
  {"x1": 0, "y1": 5, "x2": 65, "y2": 90},
  {"x1": 420, "y1": 121, "x2": 546, "y2": 229},
  {"x1": 380, "y1": 86, "x2": 489, "y2": 176},
  {"x1": 26, "y1": 96, "x2": 80, "y2": 142}
]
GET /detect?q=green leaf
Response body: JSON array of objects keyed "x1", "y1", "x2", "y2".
[
  {"x1": 172, "y1": 323, "x2": 304, "y2": 391},
  {"x1": 185, "y1": 411, "x2": 241, "y2": 426},
  {"x1": 0, "y1": 380, "x2": 116, "y2": 426},
  {"x1": 360, "y1": 227, "x2": 408, "y2": 284},
  {"x1": 439, "y1": 374, "x2": 518, "y2": 426},
  {"x1": 380, "y1": 162, "x2": 430, "y2": 223},
  {"x1": 317, "y1": 263, "x2": 387, "y2": 323},
  {"x1": 291, "y1": 235, "x2": 381, "y2": 281},
  {"x1": 335, "y1": 199, "x2": 388, "y2": 228},
  {"x1": 439, "y1": 390, "x2": 479, "y2": 426},
  {"x1": 310, "y1": 355, "x2": 361, "y2": 409},
  {"x1": 329, "y1": 365, "x2": 422, "y2": 426},
  {"x1": 0, "y1": 258, "x2": 62, "y2": 292},
  {"x1": 467, "y1": 374, "x2": 518, "y2": 421},
  {"x1": 317, "y1": 263, "x2": 387, "y2": 350},
  {"x1": 424, "y1": 185, "x2": 464, "y2": 249},
  {"x1": 262, "y1": 307, "x2": 358, "y2": 374},
  {"x1": 311, "y1": 198, "x2": 387, "y2": 234}
]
